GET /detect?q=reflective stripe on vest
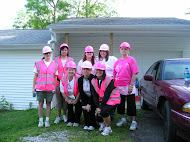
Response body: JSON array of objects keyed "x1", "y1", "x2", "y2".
[
  {"x1": 35, "y1": 60, "x2": 57, "y2": 91},
  {"x1": 56, "y1": 56, "x2": 74, "y2": 80},
  {"x1": 61, "y1": 74, "x2": 79, "y2": 97},
  {"x1": 92, "y1": 76, "x2": 121, "y2": 105}
]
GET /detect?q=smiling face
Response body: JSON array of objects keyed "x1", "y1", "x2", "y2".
[
  {"x1": 61, "y1": 47, "x2": 68, "y2": 57},
  {"x1": 82, "y1": 68, "x2": 92, "y2": 78},
  {"x1": 120, "y1": 47, "x2": 130, "y2": 56},
  {"x1": 99, "y1": 50, "x2": 107, "y2": 59},
  {"x1": 67, "y1": 67, "x2": 76, "y2": 77},
  {"x1": 43, "y1": 52, "x2": 52, "y2": 61},
  {"x1": 85, "y1": 52, "x2": 94, "y2": 58},
  {"x1": 95, "y1": 69, "x2": 104, "y2": 79}
]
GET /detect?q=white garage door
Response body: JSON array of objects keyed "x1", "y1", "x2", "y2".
[
  {"x1": 0, "y1": 50, "x2": 42, "y2": 110},
  {"x1": 130, "y1": 50, "x2": 182, "y2": 80}
]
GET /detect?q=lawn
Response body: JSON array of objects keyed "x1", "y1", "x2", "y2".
[{"x1": 0, "y1": 108, "x2": 143, "y2": 142}]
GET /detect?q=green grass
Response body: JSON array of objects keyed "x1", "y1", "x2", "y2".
[{"x1": 0, "y1": 108, "x2": 143, "y2": 142}]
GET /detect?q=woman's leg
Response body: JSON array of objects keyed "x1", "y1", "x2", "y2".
[{"x1": 38, "y1": 101, "x2": 44, "y2": 118}]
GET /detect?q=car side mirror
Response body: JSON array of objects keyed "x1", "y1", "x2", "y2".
[{"x1": 144, "y1": 75, "x2": 154, "y2": 81}]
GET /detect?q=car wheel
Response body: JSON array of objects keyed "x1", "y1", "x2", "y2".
[
  {"x1": 162, "y1": 101, "x2": 176, "y2": 142},
  {"x1": 140, "y1": 95, "x2": 149, "y2": 110}
]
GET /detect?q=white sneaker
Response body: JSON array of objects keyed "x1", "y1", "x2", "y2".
[
  {"x1": 99, "y1": 122, "x2": 106, "y2": 131},
  {"x1": 73, "y1": 123, "x2": 79, "y2": 127},
  {"x1": 54, "y1": 117, "x2": 61, "y2": 124},
  {"x1": 88, "y1": 126, "x2": 95, "y2": 131},
  {"x1": 67, "y1": 122, "x2": 73, "y2": 127},
  {"x1": 45, "y1": 121, "x2": 50, "y2": 127},
  {"x1": 83, "y1": 126, "x2": 89, "y2": 130},
  {"x1": 129, "y1": 121, "x2": 137, "y2": 130},
  {"x1": 63, "y1": 115, "x2": 68, "y2": 122},
  {"x1": 116, "y1": 118, "x2": 126, "y2": 127},
  {"x1": 38, "y1": 121, "x2": 44, "y2": 127},
  {"x1": 101, "y1": 127, "x2": 112, "y2": 136}
]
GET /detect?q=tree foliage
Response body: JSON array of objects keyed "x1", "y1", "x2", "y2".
[
  {"x1": 13, "y1": 0, "x2": 71, "y2": 29},
  {"x1": 70, "y1": 0, "x2": 117, "y2": 18},
  {"x1": 13, "y1": 0, "x2": 117, "y2": 29}
]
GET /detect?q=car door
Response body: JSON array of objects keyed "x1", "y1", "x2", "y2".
[{"x1": 143, "y1": 62, "x2": 162, "y2": 106}]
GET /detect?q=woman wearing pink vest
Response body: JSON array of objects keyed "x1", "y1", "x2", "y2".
[
  {"x1": 113, "y1": 42, "x2": 139, "y2": 131},
  {"x1": 54, "y1": 43, "x2": 74, "y2": 124},
  {"x1": 77, "y1": 45, "x2": 98, "y2": 76},
  {"x1": 60, "y1": 61, "x2": 82, "y2": 127},
  {"x1": 33, "y1": 46, "x2": 58, "y2": 128},
  {"x1": 91, "y1": 61, "x2": 121, "y2": 136}
]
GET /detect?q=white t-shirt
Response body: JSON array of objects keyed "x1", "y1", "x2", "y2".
[
  {"x1": 99, "y1": 56, "x2": 118, "y2": 76},
  {"x1": 77, "y1": 57, "x2": 98, "y2": 75},
  {"x1": 61, "y1": 58, "x2": 67, "y2": 67},
  {"x1": 83, "y1": 78, "x2": 91, "y2": 97},
  {"x1": 60, "y1": 77, "x2": 75, "y2": 100}
]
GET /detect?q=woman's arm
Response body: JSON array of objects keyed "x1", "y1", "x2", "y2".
[
  {"x1": 61, "y1": 92, "x2": 72, "y2": 104},
  {"x1": 32, "y1": 73, "x2": 38, "y2": 94},
  {"x1": 99, "y1": 80, "x2": 115, "y2": 109},
  {"x1": 128, "y1": 73, "x2": 137, "y2": 94}
]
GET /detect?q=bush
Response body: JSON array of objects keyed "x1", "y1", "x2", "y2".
[{"x1": 0, "y1": 96, "x2": 9, "y2": 111}]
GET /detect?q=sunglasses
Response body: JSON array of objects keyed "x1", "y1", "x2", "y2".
[{"x1": 44, "y1": 52, "x2": 52, "y2": 55}]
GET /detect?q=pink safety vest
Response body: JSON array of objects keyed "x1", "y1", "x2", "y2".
[
  {"x1": 61, "y1": 74, "x2": 80, "y2": 97},
  {"x1": 91, "y1": 75, "x2": 121, "y2": 106},
  {"x1": 35, "y1": 60, "x2": 58, "y2": 91},
  {"x1": 55, "y1": 56, "x2": 74, "y2": 84}
]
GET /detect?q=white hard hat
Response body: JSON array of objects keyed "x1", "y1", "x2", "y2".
[
  {"x1": 99, "y1": 44, "x2": 109, "y2": 51},
  {"x1": 42, "y1": 46, "x2": 52, "y2": 53},
  {"x1": 81, "y1": 61, "x2": 92, "y2": 69}
]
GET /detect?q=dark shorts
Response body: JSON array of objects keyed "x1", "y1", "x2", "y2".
[
  {"x1": 37, "y1": 91, "x2": 53, "y2": 102},
  {"x1": 117, "y1": 94, "x2": 136, "y2": 116},
  {"x1": 100, "y1": 104, "x2": 116, "y2": 118}
]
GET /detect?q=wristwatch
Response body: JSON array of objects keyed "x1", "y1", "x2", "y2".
[{"x1": 129, "y1": 85, "x2": 133, "y2": 88}]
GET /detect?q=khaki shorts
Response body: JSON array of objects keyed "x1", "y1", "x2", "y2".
[
  {"x1": 37, "y1": 91, "x2": 53, "y2": 102},
  {"x1": 55, "y1": 85, "x2": 67, "y2": 110}
]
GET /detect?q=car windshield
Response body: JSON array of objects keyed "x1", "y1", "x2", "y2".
[{"x1": 163, "y1": 60, "x2": 190, "y2": 80}]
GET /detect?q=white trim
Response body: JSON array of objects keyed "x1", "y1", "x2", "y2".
[{"x1": 172, "y1": 109, "x2": 190, "y2": 120}]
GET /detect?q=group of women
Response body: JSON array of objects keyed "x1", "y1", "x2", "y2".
[{"x1": 32, "y1": 42, "x2": 139, "y2": 136}]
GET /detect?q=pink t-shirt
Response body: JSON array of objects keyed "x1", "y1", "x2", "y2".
[{"x1": 113, "y1": 56, "x2": 139, "y2": 86}]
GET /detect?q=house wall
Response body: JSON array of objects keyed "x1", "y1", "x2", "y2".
[
  {"x1": 53, "y1": 32, "x2": 189, "y2": 80},
  {"x1": 0, "y1": 49, "x2": 42, "y2": 110}
]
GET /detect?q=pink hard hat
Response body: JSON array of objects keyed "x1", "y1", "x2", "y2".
[
  {"x1": 60, "y1": 43, "x2": 69, "y2": 51},
  {"x1": 119, "y1": 42, "x2": 131, "y2": 50},
  {"x1": 94, "y1": 61, "x2": 106, "y2": 70},
  {"x1": 81, "y1": 61, "x2": 92, "y2": 69},
  {"x1": 85, "y1": 46, "x2": 94, "y2": 53},
  {"x1": 99, "y1": 44, "x2": 109, "y2": 51},
  {"x1": 66, "y1": 61, "x2": 76, "y2": 69},
  {"x1": 42, "y1": 46, "x2": 52, "y2": 53}
]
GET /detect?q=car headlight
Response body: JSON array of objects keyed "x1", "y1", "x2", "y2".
[{"x1": 182, "y1": 102, "x2": 190, "y2": 113}]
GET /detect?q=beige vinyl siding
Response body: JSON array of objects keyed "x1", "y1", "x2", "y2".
[{"x1": 0, "y1": 50, "x2": 42, "y2": 110}]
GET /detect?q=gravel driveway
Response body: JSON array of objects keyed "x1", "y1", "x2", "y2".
[
  {"x1": 130, "y1": 109, "x2": 188, "y2": 142},
  {"x1": 130, "y1": 109, "x2": 164, "y2": 142}
]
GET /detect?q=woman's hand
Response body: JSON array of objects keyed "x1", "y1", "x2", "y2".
[
  {"x1": 96, "y1": 108, "x2": 101, "y2": 114},
  {"x1": 128, "y1": 85, "x2": 133, "y2": 94},
  {"x1": 72, "y1": 99, "x2": 78, "y2": 105},
  {"x1": 67, "y1": 99, "x2": 72, "y2": 104},
  {"x1": 82, "y1": 106, "x2": 87, "y2": 110},
  {"x1": 86, "y1": 104, "x2": 91, "y2": 112}
]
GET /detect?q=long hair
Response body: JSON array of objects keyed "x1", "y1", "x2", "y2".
[
  {"x1": 60, "y1": 46, "x2": 69, "y2": 57},
  {"x1": 83, "y1": 53, "x2": 95, "y2": 65},
  {"x1": 98, "y1": 50, "x2": 109, "y2": 62},
  {"x1": 95, "y1": 70, "x2": 106, "y2": 81}
]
